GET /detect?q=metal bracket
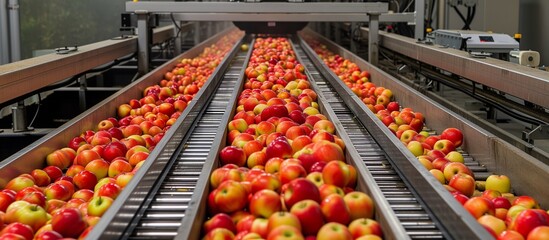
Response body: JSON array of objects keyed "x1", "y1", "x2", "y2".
[
  {"x1": 522, "y1": 125, "x2": 549, "y2": 143},
  {"x1": 367, "y1": 12, "x2": 380, "y2": 66}
]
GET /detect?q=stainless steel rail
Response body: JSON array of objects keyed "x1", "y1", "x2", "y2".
[
  {"x1": 85, "y1": 29, "x2": 244, "y2": 239},
  {"x1": 298, "y1": 31, "x2": 494, "y2": 239},
  {"x1": 125, "y1": 40, "x2": 252, "y2": 240},
  {"x1": 293, "y1": 39, "x2": 442, "y2": 239}
]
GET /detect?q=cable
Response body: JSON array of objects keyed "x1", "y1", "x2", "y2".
[
  {"x1": 27, "y1": 94, "x2": 41, "y2": 129},
  {"x1": 402, "y1": 0, "x2": 415, "y2": 13}
]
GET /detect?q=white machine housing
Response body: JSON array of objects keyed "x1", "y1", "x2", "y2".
[{"x1": 433, "y1": 30, "x2": 519, "y2": 54}]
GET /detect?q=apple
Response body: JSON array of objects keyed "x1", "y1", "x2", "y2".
[
  {"x1": 492, "y1": 196, "x2": 512, "y2": 210},
  {"x1": 406, "y1": 141, "x2": 424, "y2": 157},
  {"x1": 116, "y1": 172, "x2": 134, "y2": 188},
  {"x1": 463, "y1": 197, "x2": 495, "y2": 219},
  {"x1": 486, "y1": 175, "x2": 512, "y2": 194},
  {"x1": 72, "y1": 170, "x2": 98, "y2": 190},
  {"x1": 5, "y1": 176, "x2": 35, "y2": 193},
  {"x1": 72, "y1": 189, "x2": 94, "y2": 202},
  {"x1": 513, "y1": 196, "x2": 540, "y2": 209},
  {"x1": 102, "y1": 141, "x2": 128, "y2": 162},
  {"x1": 94, "y1": 182, "x2": 122, "y2": 199},
  {"x1": 261, "y1": 105, "x2": 289, "y2": 121},
  {"x1": 399, "y1": 130, "x2": 418, "y2": 144},
  {"x1": 290, "y1": 200, "x2": 324, "y2": 236},
  {"x1": 203, "y1": 228, "x2": 235, "y2": 240},
  {"x1": 281, "y1": 178, "x2": 321, "y2": 209},
  {"x1": 478, "y1": 214, "x2": 506, "y2": 235},
  {"x1": 87, "y1": 196, "x2": 114, "y2": 217},
  {"x1": 440, "y1": 127, "x2": 463, "y2": 147},
  {"x1": 498, "y1": 230, "x2": 525, "y2": 240},
  {"x1": 15, "y1": 188, "x2": 46, "y2": 208},
  {"x1": 250, "y1": 218, "x2": 269, "y2": 238},
  {"x1": 266, "y1": 137, "x2": 293, "y2": 160},
  {"x1": 0, "y1": 192, "x2": 15, "y2": 212},
  {"x1": 433, "y1": 139, "x2": 456, "y2": 154},
  {"x1": 30, "y1": 170, "x2": 51, "y2": 187},
  {"x1": 42, "y1": 166, "x2": 63, "y2": 182},
  {"x1": 322, "y1": 161, "x2": 351, "y2": 188},
  {"x1": 267, "y1": 211, "x2": 301, "y2": 233},
  {"x1": 448, "y1": 173, "x2": 476, "y2": 197},
  {"x1": 428, "y1": 169, "x2": 445, "y2": 184},
  {"x1": 46, "y1": 150, "x2": 72, "y2": 170},
  {"x1": 267, "y1": 225, "x2": 304, "y2": 240},
  {"x1": 4, "y1": 202, "x2": 48, "y2": 231},
  {"x1": 344, "y1": 191, "x2": 374, "y2": 220},
  {"x1": 443, "y1": 162, "x2": 473, "y2": 182},
  {"x1": 108, "y1": 159, "x2": 133, "y2": 178},
  {"x1": 44, "y1": 183, "x2": 71, "y2": 201},
  {"x1": 348, "y1": 218, "x2": 383, "y2": 238},
  {"x1": 527, "y1": 226, "x2": 549, "y2": 240},
  {"x1": 509, "y1": 209, "x2": 548, "y2": 238},
  {"x1": 279, "y1": 164, "x2": 307, "y2": 185},
  {"x1": 74, "y1": 150, "x2": 101, "y2": 167},
  {"x1": 321, "y1": 194, "x2": 351, "y2": 225},
  {"x1": 0, "y1": 222, "x2": 34, "y2": 240},
  {"x1": 51, "y1": 207, "x2": 87, "y2": 238},
  {"x1": 220, "y1": 146, "x2": 247, "y2": 167},
  {"x1": 306, "y1": 172, "x2": 324, "y2": 187},
  {"x1": 214, "y1": 180, "x2": 248, "y2": 213},
  {"x1": 33, "y1": 230, "x2": 63, "y2": 240},
  {"x1": 84, "y1": 159, "x2": 110, "y2": 179},
  {"x1": 251, "y1": 173, "x2": 281, "y2": 193},
  {"x1": 445, "y1": 151, "x2": 464, "y2": 163},
  {"x1": 316, "y1": 222, "x2": 352, "y2": 240},
  {"x1": 203, "y1": 213, "x2": 237, "y2": 234},
  {"x1": 249, "y1": 189, "x2": 282, "y2": 218}
]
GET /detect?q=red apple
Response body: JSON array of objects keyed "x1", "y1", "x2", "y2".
[
  {"x1": 214, "y1": 180, "x2": 248, "y2": 213},
  {"x1": 463, "y1": 197, "x2": 495, "y2": 219},
  {"x1": 51, "y1": 208, "x2": 87, "y2": 238},
  {"x1": 322, "y1": 160, "x2": 351, "y2": 188},
  {"x1": 440, "y1": 128, "x2": 463, "y2": 147},
  {"x1": 267, "y1": 225, "x2": 304, "y2": 240},
  {"x1": 290, "y1": 200, "x2": 324, "y2": 236},
  {"x1": 316, "y1": 222, "x2": 352, "y2": 240},
  {"x1": 249, "y1": 190, "x2": 282, "y2": 218},
  {"x1": 448, "y1": 173, "x2": 476, "y2": 197},
  {"x1": 321, "y1": 194, "x2": 351, "y2": 225},
  {"x1": 281, "y1": 178, "x2": 321, "y2": 209},
  {"x1": 267, "y1": 211, "x2": 301, "y2": 233},
  {"x1": 344, "y1": 191, "x2": 374, "y2": 220},
  {"x1": 348, "y1": 218, "x2": 383, "y2": 238}
]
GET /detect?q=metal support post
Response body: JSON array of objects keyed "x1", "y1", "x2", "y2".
[
  {"x1": 174, "y1": 21, "x2": 182, "y2": 55},
  {"x1": 367, "y1": 12, "x2": 380, "y2": 66},
  {"x1": 11, "y1": 101, "x2": 29, "y2": 132},
  {"x1": 437, "y1": 0, "x2": 446, "y2": 29},
  {"x1": 414, "y1": 0, "x2": 425, "y2": 40},
  {"x1": 78, "y1": 76, "x2": 88, "y2": 112},
  {"x1": 0, "y1": 0, "x2": 10, "y2": 64},
  {"x1": 193, "y1": 22, "x2": 200, "y2": 45},
  {"x1": 335, "y1": 23, "x2": 341, "y2": 45},
  {"x1": 136, "y1": 12, "x2": 150, "y2": 75},
  {"x1": 8, "y1": 0, "x2": 20, "y2": 61},
  {"x1": 350, "y1": 22, "x2": 358, "y2": 54}
]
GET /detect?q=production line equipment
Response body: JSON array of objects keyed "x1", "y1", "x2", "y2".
[{"x1": 1, "y1": 1, "x2": 549, "y2": 240}]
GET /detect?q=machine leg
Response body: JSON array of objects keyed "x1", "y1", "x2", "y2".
[
  {"x1": 78, "y1": 76, "x2": 87, "y2": 112},
  {"x1": 350, "y1": 22, "x2": 358, "y2": 54},
  {"x1": 174, "y1": 21, "x2": 182, "y2": 55},
  {"x1": 368, "y1": 13, "x2": 380, "y2": 66},
  {"x1": 136, "y1": 12, "x2": 150, "y2": 75}
]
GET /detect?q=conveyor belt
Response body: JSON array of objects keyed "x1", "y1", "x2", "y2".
[
  {"x1": 292, "y1": 42, "x2": 446, "y2": 239},
  {"x1": 125, "y1": 49, "x2": 249, "y2": 239}
]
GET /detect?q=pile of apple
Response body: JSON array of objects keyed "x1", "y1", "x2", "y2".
[
  {"x1": 308, "y1": 40, "x2": 549, "y2": 239},
  {"x1": 202, "y1": 37, "x2": 384, "y2": 240},
  {"x1": 0, "y1": 33, "x2": 242, "y2": 240}
]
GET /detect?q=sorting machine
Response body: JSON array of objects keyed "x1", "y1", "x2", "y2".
[{"x1": 1, "y1": 1, "x2": 549, "y2": 240}]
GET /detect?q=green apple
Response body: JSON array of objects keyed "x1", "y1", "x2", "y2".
[
  {"x1": 87, "y1": 196, "x2": 114, "y2": 217},
  {"x1": 485, "y1": 175, "x2": 511, "y2": 194},
  {"x1": 445, "y1": 151, "x2": 464, "y2": 163},
  {"x1": 5, "y1": 201, "x2": 48, "y2": 231}
]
